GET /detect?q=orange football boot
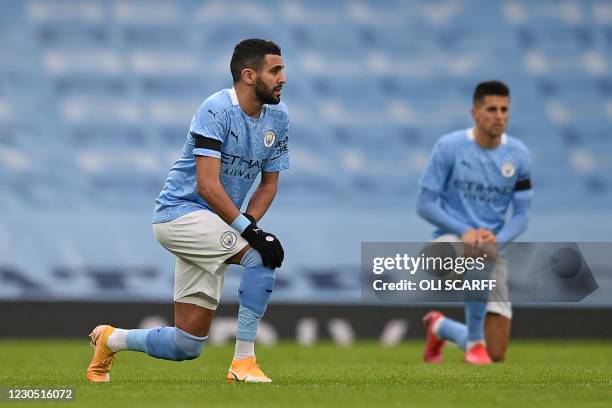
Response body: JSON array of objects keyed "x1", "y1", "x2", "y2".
[
  {"x1": 86, "y1": 325, "x2": 117, "y2": 382},
  {"x1": 226, "y1": 356, "x2": 271, "y2": 383}
]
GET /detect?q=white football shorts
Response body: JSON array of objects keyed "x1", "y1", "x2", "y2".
[{"x1": 153, "y1": 210, "x2": 248, "y2": 310}]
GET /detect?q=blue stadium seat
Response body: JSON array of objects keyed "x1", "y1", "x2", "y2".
[{"x1": 0, "y1": 0, "x2": 609, "y2": 214}]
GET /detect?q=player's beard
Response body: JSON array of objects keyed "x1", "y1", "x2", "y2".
[
  {"x1": 488, "y1": 126, "x2": 505, "y2": 139},
  {"x1": 254, "y1": 77, "x2": 281, "y2": 105}
]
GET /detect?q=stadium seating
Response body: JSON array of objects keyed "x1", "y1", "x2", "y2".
[
  {"x1": 2, "y1": 0, "x2": 611, "y2": 212},
  {"x1": 1, "y1": 0, "x2": 611, "y2": 302}
]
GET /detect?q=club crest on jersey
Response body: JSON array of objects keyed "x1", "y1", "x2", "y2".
[
  {"x1": 501, "y1": 161, "x2": 515, "y2": 178},
  {"x1": 264, "y1": 130, "x2": 276, "y2": 148},
  {"x1": 220, "y1": 231, "x2": 237, "y2": 249}
]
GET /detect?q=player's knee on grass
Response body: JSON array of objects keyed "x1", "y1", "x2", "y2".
[
  {"x1": 174, "y1": 327, "x2": 206, "y2": 360},
  {"x1": 145, "y1": 327, "x2": 207, "y2": 361},
  {"x1": 239, "y1": 249, "x2": 276, "y2": 316},
  {"x1": 487, "y1": 344, "x2": 507, "y2": 362},
  {"x1": 485, "y1": 313, "x2": 511, "y2": 362}
]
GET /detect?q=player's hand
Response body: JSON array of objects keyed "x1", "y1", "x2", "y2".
[
  {"x1": 477, "y1": 228, "x2": 497, "y2": 244},
  {"x1": 461, "y1": 228, "x2": 480, "y2": 259},
  {"x1": 240, "y1": 222, "x2": 284, "y2": 268},
  {"x1": 461, "y1": 228, "x2": 479, "y2": 244},
  {"x1": 476, "y1": 228, "x2": 498, "y2": 262}
]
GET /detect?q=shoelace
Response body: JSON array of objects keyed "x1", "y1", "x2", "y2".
[{"x1": 100, "y1": 356, "x2": 115, "y2": 369}]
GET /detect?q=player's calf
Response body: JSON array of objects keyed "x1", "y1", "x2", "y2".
[
  {"x1": 144, "y1": 327, "x2": 207, "y2": 361},
  {"x1": 238, "y1": 248, "x2": 276, "y2": 317}
]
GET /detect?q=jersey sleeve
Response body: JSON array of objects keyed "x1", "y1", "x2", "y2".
[
  {"x1": 189, "y1": 100, "x2": 227, "y2": 159},
  {"x1": 418, "y1": 138, "x2": 453, "y2": 193},
  {"x1": 263, "y1": 116, "x2": 290, "y2": 172},
  {"x1": 514, "y1": 147, "x2": 533, "y2": 200}
]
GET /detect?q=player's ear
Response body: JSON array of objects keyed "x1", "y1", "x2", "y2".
[
  {"x1": 241, "y1": 68, "x2": 256, "y2": 86},
  {"x1": 470, "y1": 105, "x2": 478, "y2": 121}
]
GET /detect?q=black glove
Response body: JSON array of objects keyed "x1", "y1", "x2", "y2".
[{"x1": 240, "y1": 219, "x2": 284, "y2": 268}]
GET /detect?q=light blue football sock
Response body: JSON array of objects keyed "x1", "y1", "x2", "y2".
[
  {"x1": 437, "y1": 317, "x2": 468, "y2": 351},
  {"x1": 463, "y1": 265, "x2": 490, "y2": 345},
  {"x1": 126, "y1": 326, "x2": 208, "y2": 361},
  {"x1": 125, "y1": 328, "x2": 151, "y2": 352},
  {"x1": 236, "y1": 306, "x2": 261, "y2": 342},
  {"x1": 236, "y1": 249, "x2": 276, "y2": 341},
  {"x1": 465, "y1": 300, "x2": 488, "y2": 343}
]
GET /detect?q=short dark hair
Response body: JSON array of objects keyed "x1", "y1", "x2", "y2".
[
  {"x1": 473, "y1": 80, "x2": 510, "y2": 105},
  {"x1": 230, "y1": 38, "x2": 281, "y2": 84}
]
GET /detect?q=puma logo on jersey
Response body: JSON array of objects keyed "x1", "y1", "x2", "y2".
[
  {"x1": 230, "y1": 131, "x2": 239, "y2": 142},
  {"x1": 208, "y1": 109, "x2": 216, "y2": 117}
]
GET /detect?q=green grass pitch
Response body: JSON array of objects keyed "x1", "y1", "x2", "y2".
[{"x1": 0, "y1": 340, "x2": 611, "y2": 407}]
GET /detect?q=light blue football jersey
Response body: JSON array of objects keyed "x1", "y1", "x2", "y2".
[
  {"x1": 419, "y1": 128, "x2": 531, "y2": 238},
  {"x1": 153, "y1": 88, "x2": 290, "y2": 224}
]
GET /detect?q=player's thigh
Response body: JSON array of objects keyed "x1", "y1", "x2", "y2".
[
  {"x1": 485, "y1": 313, "x2": 511, "y2": 362},
  {"x1": 154, "y1": 210, "x2": 248, "y2": 265}
]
